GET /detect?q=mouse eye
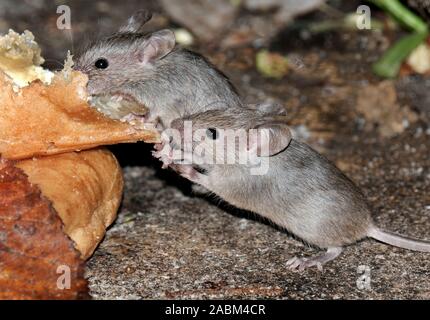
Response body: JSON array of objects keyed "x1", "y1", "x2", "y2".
[
  {"x1": 95, "y1": 58, "x2": 109, "y2": 69},
  {"x1": 206, "y1": 128, "x2": 219, "y2": 140}
]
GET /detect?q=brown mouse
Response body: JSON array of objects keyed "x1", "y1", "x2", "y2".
[{"x1": 153, "y1": 107, "x2": 430, "y2": 271}]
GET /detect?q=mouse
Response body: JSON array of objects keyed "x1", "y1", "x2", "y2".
[
  {"x1": 74, "y1": 10, "x2": 244, "y2": 129},
  {"x1": 152, "y1": 107, "x2": 430, "y2": 271}
]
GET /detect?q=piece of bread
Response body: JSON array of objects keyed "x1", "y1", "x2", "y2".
[
  {"x1": 16, "y1": 148, "x2": 123, "y2": 259},
  {"x1": 0, "y1": 30, "x2": 160, "y2": 160},
  {"x1": 0, "y1": 70, "x2": 160, "y2": 160}
]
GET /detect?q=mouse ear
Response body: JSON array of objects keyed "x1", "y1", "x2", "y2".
[
  {"x1": 138, "y1": 29, "x2": 176, "y2": 64},
  {"x1": 119, "y1": 10, "x2": 153, "y2": 33},
  {"x1": 248, "y1": 120, "x2": 292, "y2": 157},
  {"x1": 247, "y1": 102, "x2": 287, "y2": 116}
]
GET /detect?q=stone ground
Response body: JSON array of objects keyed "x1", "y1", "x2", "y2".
[{"x1": 1, "y1": 0, "x2": 429, "y2": 299}]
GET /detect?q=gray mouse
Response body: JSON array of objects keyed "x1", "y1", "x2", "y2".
[
  {"x1": 74, "y1": 10, "x2": 244, "y2": 128},
  {"x1": 153, "y1": 107, "x2": 430, "y2": 271}
]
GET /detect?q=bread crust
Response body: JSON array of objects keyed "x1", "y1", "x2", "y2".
[
  {"x1": 16, "y1": 148, "x2": 123, "y2": 259},
  {"x1": 0, "y1": 70, "x2": 160, "y2": 160}
]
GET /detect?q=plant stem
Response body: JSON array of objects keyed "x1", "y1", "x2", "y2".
[
  {"x1": 368, "y1": 0, "x2": 428, "y2": 78},
  {"x1": 369, "y1": 0, "x2": 427, "y2": 32},
  {"x1": 373, "y1": 32, "x2": 428, "y2": 78}
]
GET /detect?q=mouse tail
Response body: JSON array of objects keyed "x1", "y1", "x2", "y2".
[{"x1": 368, "y1": 227, "x2": 430, "y2": 252}]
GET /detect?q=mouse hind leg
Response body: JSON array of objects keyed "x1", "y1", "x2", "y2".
[{"x1": 286, "y1": 247, "x2": 343, "y2": 272}]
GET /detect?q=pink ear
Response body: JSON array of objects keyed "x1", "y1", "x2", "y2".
[
  {"x1": 248, "y1": 123, "x2": 292, "y2": 157},
  {"x1": 139, "y1": 29, "x2": 176, "y2": 64}
]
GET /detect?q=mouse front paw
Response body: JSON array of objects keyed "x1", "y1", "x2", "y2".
[{"x1": 152, "y1": 143, "x2": 173, "y2": 169}]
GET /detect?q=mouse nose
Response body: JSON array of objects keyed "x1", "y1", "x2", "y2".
[
  {"x1": 73, "y1": 62, "x2": 90, "y2": 74},
  {"x1": 72, "y1": 63, "x2": 82, "y2": 72}
]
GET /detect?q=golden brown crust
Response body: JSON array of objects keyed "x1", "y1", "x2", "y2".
[
  {"x1": 16, "y1": 148, "x2": 123, "y2": 259},
  {"x1": 0, "y1": 70, "x2": 160, "y2": 160}
]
